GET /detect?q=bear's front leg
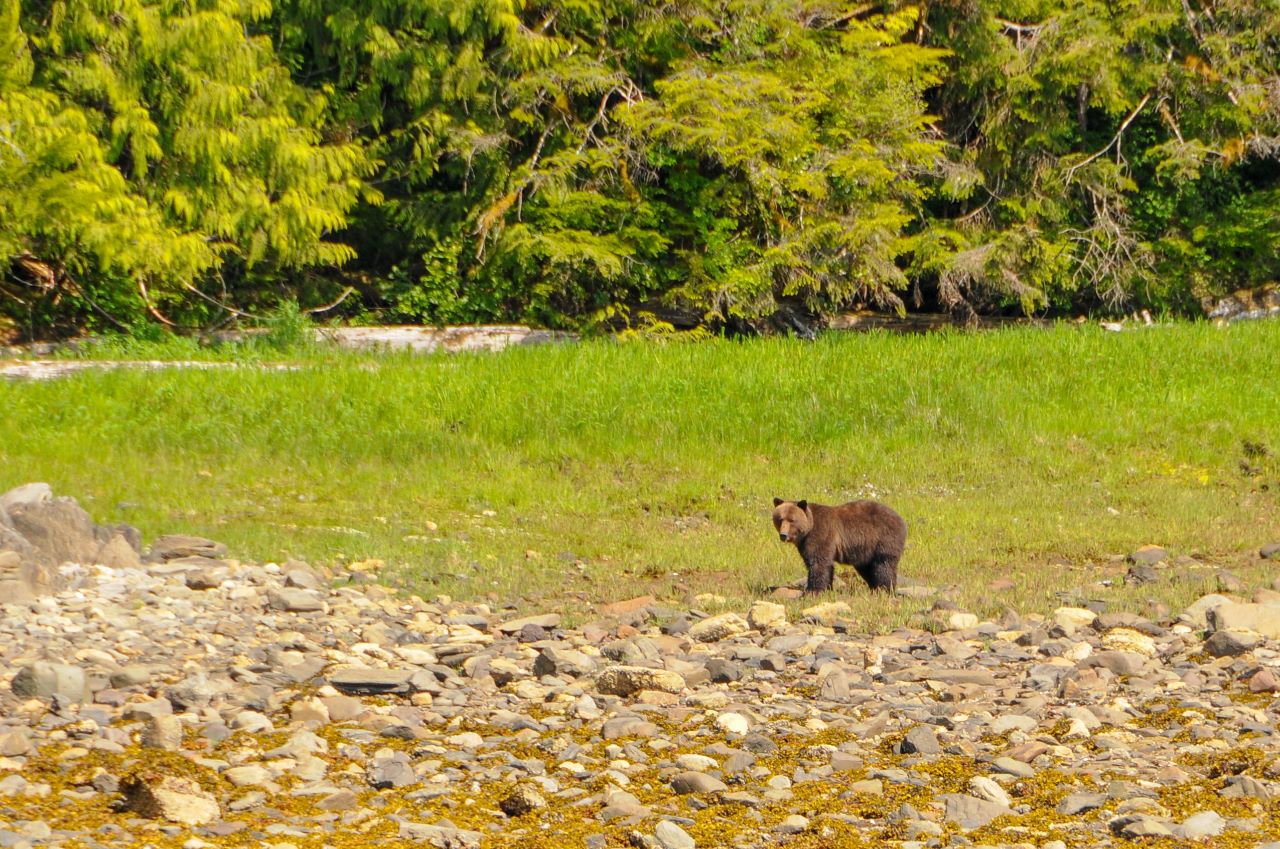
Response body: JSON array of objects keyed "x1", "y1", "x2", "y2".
[{"x1": 803, "y1": 554, "x2": 836, "y2": 594}]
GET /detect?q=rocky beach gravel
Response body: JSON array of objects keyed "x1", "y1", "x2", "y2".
[{"x1": 4, "y1": 484, "x2": 1280, "y2": 848}]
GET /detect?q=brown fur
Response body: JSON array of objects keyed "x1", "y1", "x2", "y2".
[{"x1": 772, "y1": 498, "x2": 907, "y2": 594}]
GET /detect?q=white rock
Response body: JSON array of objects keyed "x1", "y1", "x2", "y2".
[{"x1": 715, "y1": 712, "x2": 750, "y2": 736}]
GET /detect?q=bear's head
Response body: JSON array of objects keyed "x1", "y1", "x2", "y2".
[{"x1": 772, "y1": 498, "x2": 811, "y2": 544}]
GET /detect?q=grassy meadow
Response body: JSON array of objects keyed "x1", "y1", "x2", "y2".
[{"x1": 3, "y1": 321, "x2": 1279, "y2": 629}]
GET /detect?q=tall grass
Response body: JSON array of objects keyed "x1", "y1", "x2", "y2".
[{"x1": 3, "y1": 322, "x2": 1278, "y2": 627}]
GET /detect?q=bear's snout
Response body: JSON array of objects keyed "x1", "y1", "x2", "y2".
[{"x1": 779, "y1": 532, "x2": 790, "y2": 542}]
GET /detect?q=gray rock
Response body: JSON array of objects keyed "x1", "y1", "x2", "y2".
[
  {"x1": 496, "y1": 614, "x2": 561, "y2": 634},
  {"x1": 602, "y1": 717, "x2": 659, "y2": 740},
  {"x1": 140, "y1": 715, "x2": 184, "y2": 751},
  {"x1": 938, "y1": 793, "x2": 1009, "y2": 829},
  {"x1": 1176, "y1": 810, "x2": 1226, "y2": 840},
  {"x1": 670, "y1": 772, "x2": 727, "y2": 795},
  {"x1": 1125, "y1": 564, "x2": 1159, "y2": 586},
  {"x1": 991, "y1": 757, "x2": 1035, "y2": 778},
  {"x1": 1116, "y1": 817, "x2": 1175, "y2": 838},
  {"x1": 1204, "y1": 629, "x2": 1261, "y2": 657},
  {"x1": 328, "y1": 668, "x2": 413, "y2": 695},
  {"x1": 10, "y1": 662, "x2": 87, "y2": 702},
  {"x1": 654, "y1": 820, "x2": 695, "y2": 849},
  {"x1": 148, "y1": 534, "x2": 228, "y2": 561},
  {"x1": 267, "y1": 588, "x2": 325, "y2": 612},
  {"x1": 1220, "y1": 775, "x2": 1273, "y2": 801},
  {"x1": 533, "y1": 646, "x2": 598, "y2": 678},
  {"x1": 1057, "y1": 793, "x2": 1107, "y2": 815},
  {"x1": 897, "y1": 726, "x2": 940, "y2": 755},
  {"x1": 397, "y1": 822, "x2": 483, "y2": 847},
  {"x1": 1261, "y1": 542, "x2": 1280, "y2": 559},
  {"x1": 6, "y1": 496, "x2": 101, "y2": 567},
  {"x1": 1080, "y1": 650, "x2": 1149, "y2": 677},
  {"x1": 367, "y1": 756, "x2": 417, "y2": 789}
]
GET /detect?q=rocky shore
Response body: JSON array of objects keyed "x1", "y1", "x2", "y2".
[{"x1": 4, "y1": 484, "x2": 1280, "y2": 849}]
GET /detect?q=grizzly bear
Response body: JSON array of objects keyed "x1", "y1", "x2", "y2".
[{"x1": 772, "y1": 498, "x2": 907, "y2": 594}]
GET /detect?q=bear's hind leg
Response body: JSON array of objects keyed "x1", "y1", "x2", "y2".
[{"x1": 863, "y1": 554, "x2": 898, "y2": 593}]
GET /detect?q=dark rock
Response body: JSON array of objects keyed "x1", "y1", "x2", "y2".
[
  {"x1": 328, "y1": 668, "x2": 413, "y2": 695},
  {"x1": 704, "y1": 658, "x2": 742, "y2": 683},
  {"x1": 897, "y1": 726, "x2": 941, "y2": 756},
  {"x1": 1205, "y1": 630, "x2": 1261, "y2": 657},
  {"x1": 1125, "y1": 564, "x2": 1159, "y2": 586}
]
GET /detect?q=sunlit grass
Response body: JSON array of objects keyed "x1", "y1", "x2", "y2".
[{"x1": 3, "y1": 321, "x2": 1278, "y2": 627}]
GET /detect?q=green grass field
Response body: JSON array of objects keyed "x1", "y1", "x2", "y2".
[{"x1": 4, "y1": 322, "x2": 1279, "y2": 629}]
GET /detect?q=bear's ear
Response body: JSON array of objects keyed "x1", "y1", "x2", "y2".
[
  {"x1": 796, "y1": 500, "x2": 808, "y2": 511},
  {"x1": 773, "y1": 497, "x2": 784, "y2": 507}
]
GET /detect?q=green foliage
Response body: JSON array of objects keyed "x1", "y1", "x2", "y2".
[
  {"x1": 3, "y1": 0, "x2": 1278, "y2": 334},
  {"x1": 1, "y1": 0, "x2": 372, "y2": 335},
  {"x1": 912, "y1": 0, "x2": 1280, "y2": 313}
]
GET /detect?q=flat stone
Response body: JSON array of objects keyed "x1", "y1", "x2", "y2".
[
  {"x1": 938, "y1": 793, "x2": 1009, "y2": 829},
  {"x1": 496, "y1": 614, "x2": 560, "y2": 634},
  {"x1": 1261, "y1": 542, "x2": 1280, "y2": 559},
  {"x1": 1119, "y1": 818, "x2": 1174, "y2": 838},
  {"x1": 1058, "y1": 793, "x2": 1108, "y2": 815},
  {"x1": 602, "y1": 717, "x2": 659, "y2": 739},
  {"x1": 670, "y1": 772, "x2": 727, "y2": 795},
  {"x1": 1080, "y1": 650, "x2": 1149, "y2": 677},
  {"x1": 267, "y1": 588, "x2": 325, "y2": 612},
  {"x1": 327, "y1": 668, "x2": 413, "y2": 695},
  {"x1": 148, "y1": 535, "x2": 228, "y2": 561}
]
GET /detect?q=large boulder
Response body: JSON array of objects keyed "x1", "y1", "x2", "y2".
[{"x1": 0, "y1": 484, "x2": 144, "y2": 583}]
